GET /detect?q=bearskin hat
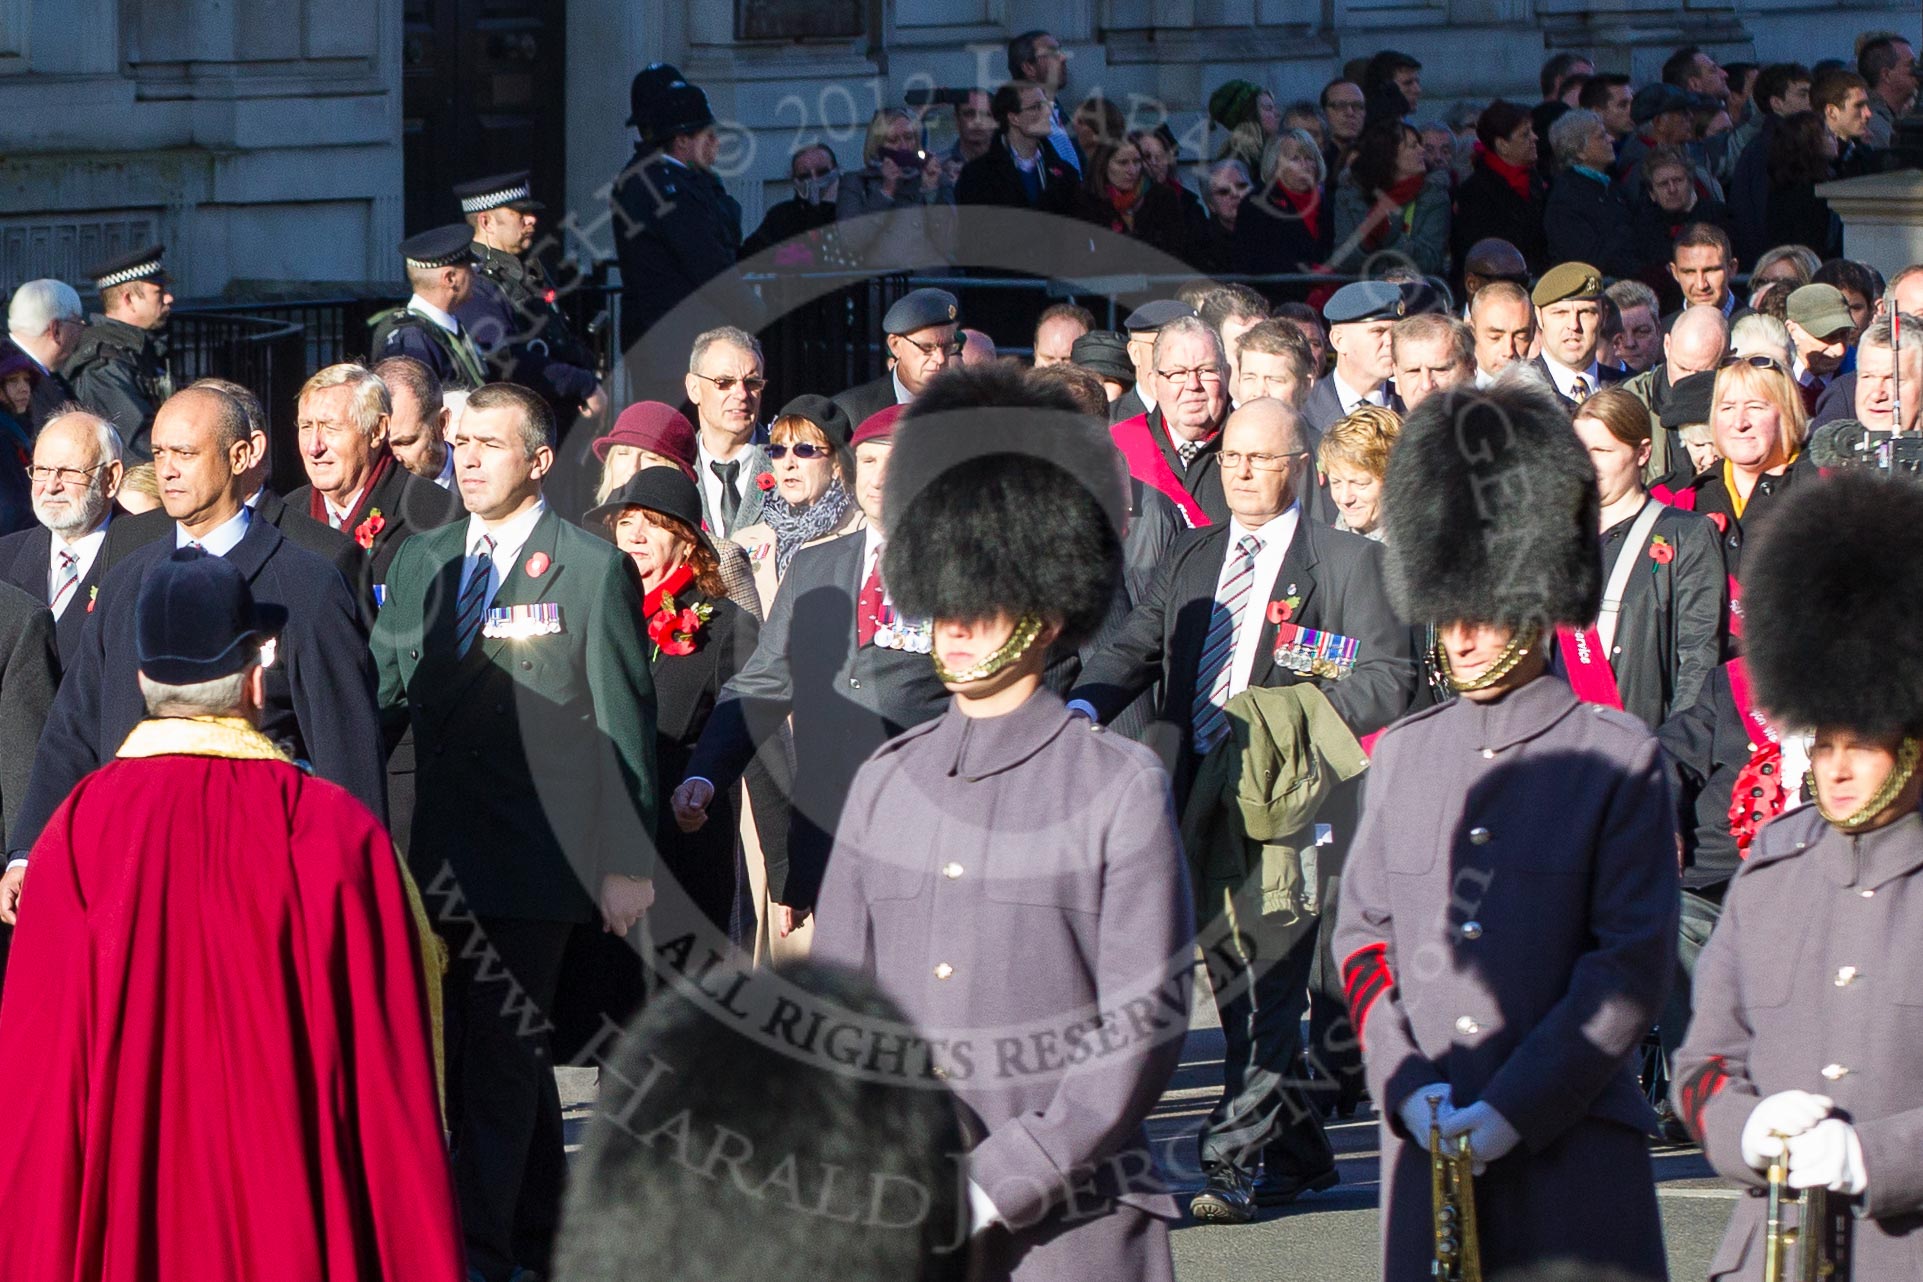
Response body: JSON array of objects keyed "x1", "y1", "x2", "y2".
[
  {"x1": 1743, "y1": 471, "x2": 1923, "y2": 735},
  {"x1": 882, "y1": 365, "x2": 1125, "y2": 650},
  {"x1": 1381, "y1": 380, "x2": 1601, "y2": 630}
]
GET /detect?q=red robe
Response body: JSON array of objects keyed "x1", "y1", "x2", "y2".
[{"x1": 0, "y1": 718, "x2": 464, "y2": 1281}]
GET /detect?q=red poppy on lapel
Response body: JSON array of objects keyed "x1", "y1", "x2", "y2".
[
  {"x1": 353, "y1": 508, "x2": 385, "y2": 552},
  {"x1": 525, "y1": 551, "x2": 550, "y2": 577}
]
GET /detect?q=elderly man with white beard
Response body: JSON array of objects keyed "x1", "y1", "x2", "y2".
[{"x1": 0, "y1": 410, "x2": 126, "y2": 669}]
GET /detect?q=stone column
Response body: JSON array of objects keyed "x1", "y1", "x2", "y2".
[{"x1": 1817, "y1": 169, "x2": 1923, "y2": 278}]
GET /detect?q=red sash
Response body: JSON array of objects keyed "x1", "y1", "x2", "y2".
[
  {"x1": 1556, "y1": 624, "x2": 1625, "y2": 710},
  {"x1": 1650, "y1": 484, "x2": 1744, "y2": 637}
]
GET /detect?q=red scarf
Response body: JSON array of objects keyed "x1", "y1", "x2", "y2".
[
  {"x1": 308, "y1": 448, "x2": 395, "y2": 538},
  {"x1": 1363, "y1": 175, "x2": 1427, "y2": 250},
  {"x1": 643, "y1": 562, "x2": 695, "y2": 618},
  {"x1": 1270, "y1": 182, "x2": 1322, "y2": 241},
  {"x1": 1475, "y1": 143, "x2": 1535, "y2": 202},
  {"x1": 1105, "y1": 182, "x2": 1143, "y2": 232}
]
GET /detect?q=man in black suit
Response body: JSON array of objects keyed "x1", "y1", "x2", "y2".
[
  {"x1": 3, "y1": 386, "x2": 386, "y2": 908},
  {"x1": 0, "y1": 410, "x2": 124, "y2": 670},
  {"x1": 283, "y1": 362, "x2": 462, "y2": 587},
  {"x1": 829, "y1": 288, "x2": 961, "y2": 428},
  {"x1": 1069, "y1": 397, "x2": 1415, "y2": 1224},
  {"x1": 1113, "y1": 315, "x2": 1231, "y2": 525},
  {"x1": 1531, "y1": 261, "x2": 1630, "y2": 403},
  {"x1": 954, "y1": 80, "x2": 1081, "y2": 215},
  {"x1": 4, "y1": 280, "x2": 85, "y2": 431},
  {"x1": 672, "y1": 402, "x2": 948, "y2": 958},
  {"x1": 1300, "y1": 281, "x2": 1407, "y2": 435}
]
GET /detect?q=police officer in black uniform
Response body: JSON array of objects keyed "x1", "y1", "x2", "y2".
[
  {"x1": 367, "y1": 226, "x2": 490, "y2": 392},
  {"x1": 609, "y1": 64, "x2": 759, "y2": 399},
  {"x1": 64, "y1": 247, "x2": 175, "y2": 462}
]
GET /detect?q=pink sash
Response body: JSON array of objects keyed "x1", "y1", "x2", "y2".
[
  {"x1": 1556, "y1": 624, "x2": 1625, "y2": 710},
  {"x1": 1109, "y1": 413, "x2": 1213, "y2": 528}
]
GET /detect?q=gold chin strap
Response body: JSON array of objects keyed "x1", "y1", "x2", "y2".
[
  {"x1": 932, "y1": 614, "x2": 1046, "y2": 685},
  {"x1": 1814, "y1": 735, "x2": 1923, "y2": 830},
  {"x1": 1435, "y1": 626, "x2": 1540, "y2": 694}
]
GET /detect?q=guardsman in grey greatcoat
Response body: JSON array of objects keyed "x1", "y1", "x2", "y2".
[
  {"x1": 1675, "y1": 470, "x2": 1923, "y2": 1281},
  {"x1": 812, "y1": 366, "x2": 1194, "y2": 1282},
  {"x1": 1332, "y1": 379, "x2": 1679, "y2": 1282}
]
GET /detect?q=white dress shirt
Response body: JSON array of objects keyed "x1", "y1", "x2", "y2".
[
  {"x1": 1225, "y1": 506, "x2": 1300, "y2": 699},
  {"x1": 47, "y1": 522, "x2": 108, "y2": 619},
  {"x1": 175, "y1": 506, "x2": 252, "y2": 556},
  {"x1": 1541, "y1": 355, "x2": 1602, "y2": 402},
  {"x1": 323, "y1": 484, "x2": 370, "y2": 530},
  {"x1": 891, "y1": 370, "x2": 914, "y2": 405},
  {"x1": 696, "y1": 435, "x2": 755, "y2": 534},
  {"x1": 459, "y1": 498, "x2": 547, "y2": 610},
  {"x1": 406, "y1": 294, "x2": 462, "y2": 335},
  {"x1": 1332, "y1": 370, "x2": 1387, "y2": 415},
  {"x1": 432, "y1": 449, "x2": 456, "y2": 490}
]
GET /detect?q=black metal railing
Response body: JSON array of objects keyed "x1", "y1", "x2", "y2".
[{"x1": 166, "y1": 310, "x2": 313, "y2": 494}]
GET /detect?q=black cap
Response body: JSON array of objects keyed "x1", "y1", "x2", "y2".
[
  {"x1": 1121, "y1": 299, "x2": 1196, "y2": 332},
  {"x1": 882, "y1": 288, "x2": 961, "y2": 336},
  {"x1": 1659, "y1": 370, "x2": 1718, "y2": 430},
  {"x1": 1069, "y1": 330, "x2": 1134, "y2": 384},
  {"x1": 1631, "y1": 83, "x2": 1693, "y2": 125},
  {"x1": 775, "y1": 393, "x2": 855, "y2": 450},
  {"x1": 86, "y1": 245, "x2": 168, "y2": 291},
  {"x1": 454, "y1": 171, "x2": 543, "y2": 216},
  {"x1": 583, "y1": 468, "x2": 715, "y2": 559},
  {"x1": 135, "y1": 549, "x2": 288, "y2": 686},
  {"x1": 400, "y1": 225, "x2": 478, "y2": 270},
  {"x1": 627, "y1": 62, "x2": 686, "y2": 128}
]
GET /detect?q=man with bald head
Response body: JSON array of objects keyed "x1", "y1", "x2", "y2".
[
  {"x1": 1461, "y1": 238, "x2": 1530, "y2": 307},
  {"x1": 1470, "y1": 281, "x2": 1538, "y2": 386},
  {"x1": 2, "y1": 386, "x2": 386, "y2": 919},
  {"x1": 0, "y1": 411, "x2": 124, "y2": 668},
  {"x1": 1626, "y1": 304, "x2": 1729, "y2": 479},
  {"x1": 1070, "y1": 393, "x2": 1415, "y2": 1222}
]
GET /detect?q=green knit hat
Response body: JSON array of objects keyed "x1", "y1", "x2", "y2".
[{"x1": 1209, "y1": 79, "x2": 1263, "y2": 131}]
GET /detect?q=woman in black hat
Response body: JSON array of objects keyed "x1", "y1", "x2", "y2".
[{"x1": 729, "y1": 394, "x2": 864, "y2": 604}]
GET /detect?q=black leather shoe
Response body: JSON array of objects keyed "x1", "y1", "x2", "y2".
[
  {"x1": 1255, "y1": 1164, "x2": 1339, "y2": 1207},
  {"x1": 1188, "y1": 1170, "x2": 1256, "y2": 1224}
]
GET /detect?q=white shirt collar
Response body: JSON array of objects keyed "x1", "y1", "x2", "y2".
[
  {"x1": 1224, "y1": 505, "x2": 1301, "y2": 698},
  {"x1": 175, "y1": 505, "x2": 253, "y2": 556},
  {"x1": 324, "y1": 484, "x2": 370, "y2": 528},
  {"x1": 1542, "y1": 355, "x2": 1601, "y2": 400},
  {"x1": 465, "y1": 498, "x2": 547, "y2": 568},
  {"x1": 891, "y1": 369, "x2": 914, "y2": 404},
  {"x1": 48, "y1": 519, "x2": 109, "y2": 617},
  {"x1": 407, "y1": 295, "x2": 460, "y2": 335},
  {"x1": 433, "y1": 449, "x2": 455, "y2": 490},
  {"x1": 1332, "y1": 370, "x2": 1383, "y2": 413}
]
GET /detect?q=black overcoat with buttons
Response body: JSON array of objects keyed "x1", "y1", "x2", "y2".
[
  {"x1": 1674, "y1": 804, "x2": 1923, "y2": 1281},
  {"x1": 1332, "y1": 674, "x2": 1679, "y2": 1281},
  {"x1": 369, "y1": 507, "x2": 658, "y2": 922}
]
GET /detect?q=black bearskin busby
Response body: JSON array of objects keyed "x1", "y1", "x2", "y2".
[
  {"x1": 882, "y1": 365, "x2": 1125, "y2": 650},
  {"x1": 1743, "y1": 471, "x2": 1923, "y2": 735},
  {"x1": 1381, "y1": 380, "x2": 1601, "y2": 629}
]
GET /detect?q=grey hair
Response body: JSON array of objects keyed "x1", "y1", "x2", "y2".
[
  {"x1": 688, "y1": 326, "x2": 764, "y2": 373},
  {"x1": 1548, "y1": 109, "x2": 1604, "y2": 169},
  {"x1": 1208, "y1": 158, "x2": 1252, "y2": 187},
  {"x1": 1151, "y1": 315, "x2": 1228, "y2": 370},
  {"x1": 1605, "y1": 279, "x2": 1660, "y2": 318},
  {"x1": 298, "y1": 363, "x2": 392, "y2": 438},
  {"x1": 137, "y1": 669, "x2": 251, "y2": 719},
  {"x1": 7, "y1": 279, "x2": 83, "y2": 338},
  {"x1": 40, "y1": 409, "x2": 124, "y2": 467},
  {"x1": 1730, "y1": 313, "x2": 1794, "y2": 367},
  {"x1": 1860, "y1": 312, "x2": 1923, "y2": 357},
  {"x1": 1258, "y1": 129, "x2": 1327, "y2": 188}
]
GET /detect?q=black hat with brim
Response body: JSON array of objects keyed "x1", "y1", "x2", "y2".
[
  {"x1": 136, "y1": 548, "x2": 288, "y2": 686},
  {"x1": 86, "y1": 245, "x2": 168, "y2": 291},
  {"x1": 454, "y1": 171, "x2": 544, "y2": 215},
  {"x1": 584, "y1": 467, "x2": 717, "y2": 560}
]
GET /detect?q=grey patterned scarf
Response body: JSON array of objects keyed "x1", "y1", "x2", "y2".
[{"x1": 762, "y1": 478, "x2": 852, "y2": 575}]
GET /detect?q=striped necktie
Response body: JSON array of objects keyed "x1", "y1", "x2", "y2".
[
  {"x1": 1191, "y1": 533, "x2": 1263, "y2": 754},
  {"x1": 50, "y1": 548, "x2": 79, "y2": 615},
  {"x1": 454, "y1": 535, "x2": 496, "y2": 655},
  {"x1": 1569, "y1": 376, "x2": 1591, "y2": 403}
]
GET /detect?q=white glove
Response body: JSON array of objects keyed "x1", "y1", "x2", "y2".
[
  {"x1": 1439, "y1": 1101, "x2": 1522, "y2": 1175},
  {"x1": 1786, "y1": 1118, "x2": 1868, "y2": 1195},
  {"x1": 1740, "y1": 1090, "x2": 1835, "y2": 1171},
  {"x1": 1397, "y1": 1084, "x2": 1454, "y2": 1141}
]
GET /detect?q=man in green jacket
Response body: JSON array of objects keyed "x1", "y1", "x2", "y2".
[{"x1": 370, "y1": 381, "x2": 658, "y2": 1282}]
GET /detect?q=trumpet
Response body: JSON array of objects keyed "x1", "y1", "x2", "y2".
[
  {"x1": 1431, "y1": 1098, "x2": 1482, "y2": 1281},
  {"x1": 1764, "y1": 1132, "x2": 1840, "y2": 1282}
]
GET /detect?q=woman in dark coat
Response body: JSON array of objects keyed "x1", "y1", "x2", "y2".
[
  {"x1": 1449, "y1": 100, "x2": 1548, "y2": 277},
  {"x1": 1075, "y1": 137, "x2": 1191, "y2": 263},
  {"x1": 1764, "y1": 109, "x2": 1844, "y2": 260},
  {"x1": 1232, "y1": 128, "x2": 1334, "y2": 281}
]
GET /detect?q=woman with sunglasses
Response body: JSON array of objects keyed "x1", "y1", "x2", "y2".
[
  {"x1": 1675, "y1": 355, "x2": 1815, "y2": 578},
  {"x1": 730, "y1": 394, "x2": 864, "y2": 606}
]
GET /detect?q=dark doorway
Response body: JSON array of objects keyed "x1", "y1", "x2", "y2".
[{"x1": 401, "y1": 0, "x2": 569, "y2": 238}]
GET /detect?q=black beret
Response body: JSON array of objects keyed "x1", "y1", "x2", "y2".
[
  {"x1": 774, "y1": 393, "x2": 855, "y2": 450},
  {"x1": 1323, "y1": 280, "x2": 1405, "y2": 325},
  {"x1": 1070, "y1": 330, "x2": 1134, "y2": 384},
  {"x1": 1122, "y1": 299, "x2": 1196, "y2": 332}
]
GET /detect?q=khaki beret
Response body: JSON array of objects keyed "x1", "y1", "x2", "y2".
[{"x1": 1532, "y1": 262, "x2": 1603, "y2": 308}]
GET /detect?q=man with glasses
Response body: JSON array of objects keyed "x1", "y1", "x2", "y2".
[
  {"x1": 0, "y1": 410, "x2": 124, "y2": 669},
  {"x1": 1005, "y1": 29, "x2": 1081, "y2": 175},
  {"x1": 1318, "y1": 79, "x2": 1367, "y2": 171},
  {"x1": 5, "y1": 280, "x2": 85, "y2": 431},
  {"x1": 830, "y1": 287, "x2": 961, "y2": 427},
  {"x1": 685, "y1": 326, "x2": 772, "y2": 539},
  {"x1": 64, "y1": 247, "x2": 175, "y2": 463},
  {"x1": 1070, "y1": 396, "x2": 1414, "y2": 1223},
  {"x1": 1111, "y1": 315, "x2": 1232, "y2": 526}
]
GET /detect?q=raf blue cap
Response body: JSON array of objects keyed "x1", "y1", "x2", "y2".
[
  {"x1": 1122, "y1": 299, "x2": 1197, "y2": 332},
  {"x1": 882, "y1": 287, "x2": 960, "y2": 335},
  {"x1": 1323, "y1": 280, "x2": 1407, "y2": 325},
  {"x1": 399, "y1": 225, "x2": 478, "y2": 270},
  {"x1": 136, "y1": 549, "x2": 288, "y2": 686}
]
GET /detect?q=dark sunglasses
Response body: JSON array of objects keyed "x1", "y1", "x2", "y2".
[
  {"x1": 1718, "y1": 354, "x2": 1785, "y2": 372},
  {"x1": 768, "y1": 442, "x2": 831, "y2": 460}
]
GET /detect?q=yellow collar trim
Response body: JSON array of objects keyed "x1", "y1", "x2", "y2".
[{"x1": 116, "y1": 716, "x2": 292, "y2": 764}]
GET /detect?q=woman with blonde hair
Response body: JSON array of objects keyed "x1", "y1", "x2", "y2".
[
  {"x1": 1675, "y1": 356, "x2": 1814, "y2": 574},
  {"x1": 729, "y1": 395, "x2": 864, "y2": 605},
  {"x1": 1317, "y1": 405, "x2": 1400, "y2": 540},
  {"x1": 833, "y1": 108, "x2": 955, "y2": 270}
]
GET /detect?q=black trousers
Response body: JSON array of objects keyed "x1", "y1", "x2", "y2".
[
  {"x1": 1658, "y1": 886, "x2": 1725, "y2": 1075},
  {"x1": 445, "y1": 915, "x2": 573, "y2": 1282},
  {"x1": 1198, "y1": 909, "x2": 1334, "y2": 1179}
]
